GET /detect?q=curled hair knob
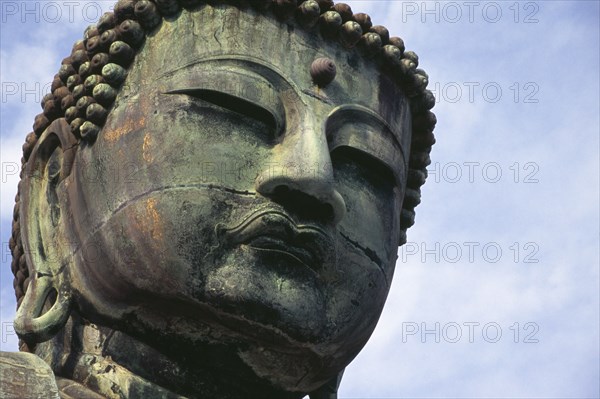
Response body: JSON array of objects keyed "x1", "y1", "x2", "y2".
[{"x1": 296, "y1": 0, "x2": 320, "y2": 28}]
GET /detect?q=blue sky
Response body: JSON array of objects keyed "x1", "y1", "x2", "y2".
[{"x1": 1, "y1": 1, "x2": 598, "y2": 398}]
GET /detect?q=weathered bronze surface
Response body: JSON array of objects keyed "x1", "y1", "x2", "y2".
[{"x1": 3, "y1": 1, "x2": 436, "y2": 398}]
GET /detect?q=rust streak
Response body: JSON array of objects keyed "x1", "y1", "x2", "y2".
[
  {"x1": 104, "y1": 116, "x2": 146, "y2": 143},
  {"x1": 145, "y1": 198, "x2": 163, "y2": 241},
  {"x1": 143, "y1": 133, "x2": 154, "y2": 163}
]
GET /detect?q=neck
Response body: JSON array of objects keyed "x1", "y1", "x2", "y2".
[{"x1": 34, "y1": 314, "x2": 303, "y2": 399}]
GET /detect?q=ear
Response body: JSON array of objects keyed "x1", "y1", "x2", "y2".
[{"x1": 14, "y1": 119, "x2": 78, "y2": 343}]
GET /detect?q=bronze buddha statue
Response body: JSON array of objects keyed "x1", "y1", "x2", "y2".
[{"x1": 3, "y1": 1, "x2": 436, "y2": 397}]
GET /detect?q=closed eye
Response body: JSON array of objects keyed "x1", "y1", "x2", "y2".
[
  {"x1": 168, "y1": 89, "x2": 278, "y2": 134},
  {"x1": 331, "y1": 146, "x2": 396, "y2": 189}
]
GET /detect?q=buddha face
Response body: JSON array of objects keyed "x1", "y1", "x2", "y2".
[{"x1": 62, "y1": 4, "x2": 411, "y2": 391}]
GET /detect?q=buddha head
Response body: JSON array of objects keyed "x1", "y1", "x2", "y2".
[{"x1": 8, "y1": 0, "x2": 436, "y2": 397}]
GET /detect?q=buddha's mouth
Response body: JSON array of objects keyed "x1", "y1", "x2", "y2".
[{"x1": 218, "y1": 209, "x2": 335, "y2": 274}]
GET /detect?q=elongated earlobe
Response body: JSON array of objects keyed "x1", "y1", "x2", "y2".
[
  {"x1": 14, "y1": 274, "x2": 72, "y2": 343},
  {"x1": 14, "y1": 119, "x2": 78, "y2": 345}
]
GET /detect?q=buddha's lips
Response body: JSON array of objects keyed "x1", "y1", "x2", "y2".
[{"x1": 219, "y1": 210, "x2": 335, "y2": 273}]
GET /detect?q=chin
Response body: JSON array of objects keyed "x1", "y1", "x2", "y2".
[{"x1": 197, "y1": 245, "x2": 330, "y2": 344}]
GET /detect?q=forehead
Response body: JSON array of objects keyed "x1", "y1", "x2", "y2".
[{"x1": 123, "y1": 4, "x2": 411, "y2": 160}]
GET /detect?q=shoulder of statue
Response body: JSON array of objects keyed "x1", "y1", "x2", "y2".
[
  {"x1": 0, "y1": 351, "x2": 60, "y2": 398},
  {"x1": 0, "y1": 351, "x2": 109, "y2": 399}
]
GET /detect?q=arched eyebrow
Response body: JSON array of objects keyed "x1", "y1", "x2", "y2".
[{"x1": 325, "y1": 105, "x2": 407, "y2": 186}]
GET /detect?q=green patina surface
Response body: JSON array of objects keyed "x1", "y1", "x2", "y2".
[{"x1": 4, "y1": 2, "x2": 435, "y2": 398}]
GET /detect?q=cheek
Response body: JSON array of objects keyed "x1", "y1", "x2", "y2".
[
  {"x1": 332, "y1": 152, "x2": 402, "y2": 266},
  {"x1": 321, "y1": 151, "x2": 401, "y2": 348},
  {"x1": 70, "y1": 183, "x2": 260, "y2": 303}
]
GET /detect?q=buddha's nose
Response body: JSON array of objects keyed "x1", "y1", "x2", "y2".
[{"x1": 255, "y1": 118, "x2": 346, "y2": 225}]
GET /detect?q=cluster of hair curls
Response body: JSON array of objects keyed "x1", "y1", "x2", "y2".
[{"x1": 9, "y1": 0, "x2": 436, "y2": 342}]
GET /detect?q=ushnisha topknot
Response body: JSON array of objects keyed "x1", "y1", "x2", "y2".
[{"x1": 11, "y1": 0, "x2": 436, "y2": 343}]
